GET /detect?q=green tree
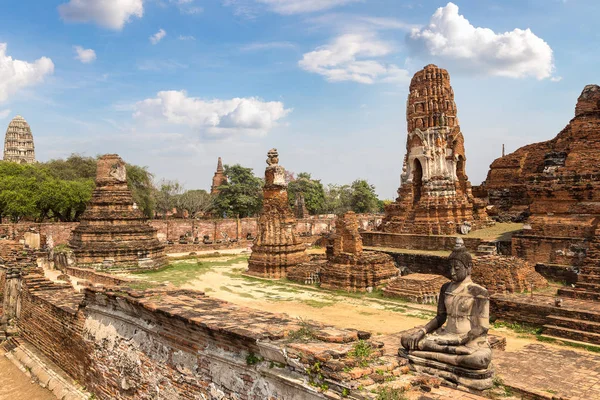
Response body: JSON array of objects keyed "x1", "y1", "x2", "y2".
[
  {"x1": 213, "y1": 164, "x2": 263, "y2": 218},
  {"x1": 154, "y1": 179, "x2": 183, "y2": 218},
  {"x1": 350, "y1": 179, "x2": 380, "y2": 213},
  {"x1": 178, "y1": 189, "x2": 213, "y2": 218},
  {"x1": 287, "y1": 172, "x2": 326, "y2": 215},
  {"x1": 323, "y1": 184, "x2": 353, "y2": 214},
  {"x1": 126, "y1": 164, "x2": 155, "y2": 218}
]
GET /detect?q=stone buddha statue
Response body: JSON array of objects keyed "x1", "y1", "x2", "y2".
[{"x1": 399, "y1": 238, "x2": 493, "y2": 390}]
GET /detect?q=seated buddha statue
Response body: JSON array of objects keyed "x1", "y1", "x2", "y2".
[{"x1": 399, "y1": 238, "x2": 493, "y2": 390}]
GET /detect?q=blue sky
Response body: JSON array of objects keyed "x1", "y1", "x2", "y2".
[{"x1": 1, "y1": 0, "x2": 598, "y2": 198}]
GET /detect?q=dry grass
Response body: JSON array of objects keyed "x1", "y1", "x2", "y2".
[{"x1": 463, "y1": 222, "x2": 523, "y2": 240}]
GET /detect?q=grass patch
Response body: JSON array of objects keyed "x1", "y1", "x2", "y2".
[
  {"x1": 406, "y1": 312, "x2": 436, "y2": 320},
  {"x1": 536, "y1": 335, "x2": 600, "y2": 353},
  {"x1": 132, "y1": 256, "x2": 248, "y2": 286},
  {"x1": 301, "y1": 299, "x2": 336, "y2": 308},
  {"x1": 348, "y1": 340, "x2": 373, "y2": 367},
  {"x1": 126, "y1": 281, "x2": 159, "y2": 291},
  {"x1": 238, "y1": 292, "x2": 255, "y2": 299},
  {"x1": 358, "y1": 311, "x2": 376, "y2": 316},
  {"x1": 374, "y1": 387, "x2": 407, "y2": 400},
  {"x1": 463, "y1": 222, "x2": 523, "y2": 241},
  {"x1": 220, "y1": 286, "x2": 234, "y2": 293},
  {"x1": 287, "y1": 318, "x2": 316, "y2": 342},
  {"x1": 493, "y1": 321, "x2": 542, "y2": 336}
]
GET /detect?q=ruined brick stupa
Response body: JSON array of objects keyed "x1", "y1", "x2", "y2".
[
  {"x1": 246, "y1": 149, "x2": 308, "y2": 278},
  {"x1": 382, "y1": 64, "x2": 484, "y2": 235},
  {"x1": 210, "y1": 157, "x2": 227, "y2": 195},
  {"x1": 69, "y1": 154, "x2": 167, "y2": 271},
  {"x1": 3, "y1": 115, "x2": 35, "y2": 164}
]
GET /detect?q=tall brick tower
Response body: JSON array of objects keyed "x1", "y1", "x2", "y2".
[{"x1": 382, "y1": 64, "x2": 484, "y2": 235}]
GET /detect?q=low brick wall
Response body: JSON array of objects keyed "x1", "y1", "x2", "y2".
[
  {"x1": 362, "y1": 232, "x2": 482, "y2": 252},
  {"x1": 0, "y1": 267, "x2": 5, "y2": 315},
  {"x1": 0, "y1": 215, "x2": 382, "y2": 247},
  {"x1": 512, "y1": 234, "x2": 588, "y2": 267},
  {"x1": 64, "y1": 266, "x2": 131, "y2": 287},
  {"x1": 17, "y1": 285, "x2": 88, "y2": 382},
  {"x1": 490, "y1": 294, "x2": 553, "y2": 326},
  {"x1": 384, "y1": 252, "x2": 448, "y2": 276}
]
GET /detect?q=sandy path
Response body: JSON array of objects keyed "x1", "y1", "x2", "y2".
[
  {"x1": 0, "y1": 352, "x2": 55, "y2": 400},
  {"x1": 131, "y1": 257, "x2": 543, "y2": 351}
]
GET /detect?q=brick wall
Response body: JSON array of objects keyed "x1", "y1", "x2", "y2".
[
  {"x1": 0, "y1": 215, "x2": 382, "y2": 247},
  {"x1": 64, "y1": 266, "x2": 131, "y2": 287},
  {"x1": 363, "y1": 232, "x2": 482, "y2": 252},
  {"x1": 512, "y1": 234, "x2": 588, "y2": 266},
  {"x1": 0, "y1": 267, "x2": 5, "y2": 315},
  {"x1": 17, "y1": 287, "x2": 89, "y2": 382}
]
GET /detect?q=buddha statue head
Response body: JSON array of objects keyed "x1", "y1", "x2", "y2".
[{"x1": 448, "y1": 237, "x2": 472, "y2": 282}]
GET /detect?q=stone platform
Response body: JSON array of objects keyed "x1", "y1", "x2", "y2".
[
  {"x1": 494, "y1": 343, "x2": 600, "y2": 400},
  {"x1": 383, "y1": 273, "x2": 449, "y2": 303}
]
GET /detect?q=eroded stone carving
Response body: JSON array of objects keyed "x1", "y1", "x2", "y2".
[
  {"x1": 399, "y1": 237, "x2": 493, "y2": 391},
  {"x1": 3, "y1": 115, "x2": 35, "y2": 164}
]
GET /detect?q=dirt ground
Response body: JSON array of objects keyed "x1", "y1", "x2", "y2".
[
  {"x1": 127, "y1": 254, "x2": 540, "y2": 351},
  {"x1": 0, "y1": 351, "x2": 55, "y2": 400}
]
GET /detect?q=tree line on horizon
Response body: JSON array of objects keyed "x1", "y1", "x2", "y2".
[{"x1": 0, "y1": 154, "x2": 387, "y2": 223}]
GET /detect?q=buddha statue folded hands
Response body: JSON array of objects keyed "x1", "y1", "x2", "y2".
[{"x1": 399, "y1": 238, "x2": 493, "y2": 391}]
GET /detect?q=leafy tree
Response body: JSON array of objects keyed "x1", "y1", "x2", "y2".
[
  {"x1": 44, "y1": 154, "x2": 97, "y2": 180},
  {"x1": 323, "y1": 184, "x2": 353, "y2": 214},
  {"x1": 154, "y1": 179, "x2": 183, "y2": 218},
  {"x1": 350, "y1": 179, "x2": 380, "y2": 213},
  {"x1": 178, "y1": 189, "x2": 213, "y2": 217},
  {"x1": 213, "y1": 164, "x2": 263, "y2": 218},
  {"x1": 126, "y1": 164, "x2": 155, "y2": 218},
  {"x1": 288, "y1": 172, "x2": 325, "y2": 215}
]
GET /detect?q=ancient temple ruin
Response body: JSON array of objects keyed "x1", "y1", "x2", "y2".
[
  {"x1": 210, "y1": 157, "x2": 227, "y2": 195},
  {"x1": 289, "y1": 212, "x2": 398, "y2": 291},
  {"x1": 246, "y1": 149, "x2": 308, "y2": 278},
  {"x1": 483, "y1": 85, "x2": 600, "y2": 268},
  {"x1": 3, "y1": 115, "x2": 35, "y2": 164},
  {"x1": 382, "y1": 64, "x2": 485, "y2": 235},
  {"x1": 69, "y1": 154, "x2": 167, "y2": 270}
]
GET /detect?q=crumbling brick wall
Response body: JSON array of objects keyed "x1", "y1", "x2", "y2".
[{"x1": 362, "y1": 232, "x2": 482, "y2": 252}]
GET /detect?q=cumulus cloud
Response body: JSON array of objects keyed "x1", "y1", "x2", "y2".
[
  {"x1": 150, "y1": 29, "x2": 167, "y2": 44},
  {"x1": 0, "y1": 43, "x2": 54, "y2": 103},
  {"x1": 178, "y1": 35, "x2": 196, "y2": 41},
  {"x1": 74, "y1": 46, "x2": 97, "y2": 63},
  {"x1": 407, "y1": 2, "x2": 555, "y2": 80},
  {"x1": 133, "y1": 90, "x2": 291, "y2": 137},
  {"x1": 58, "y1": 0, "x2": 143, "y2": 30},
  {"x1": 299, "y1": 33, "x2": 410, "y2": 84}
]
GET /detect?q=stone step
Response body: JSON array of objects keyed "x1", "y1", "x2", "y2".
[
  {"x1": 558, "y1": 287, "x2": 600, "y2": 301},
  {"x1": 577, "y1": 281, "x2": 600, "y2": 291},
  {"x1": 579, "y1": 274, "x2": 600, "y2": 284},
  {"x1": 538, "y1": 334, "x2": 600, "y2": 349},
  {"x1": 551, "y1": 305, "x2": 600, "y2": 323},
  {"x1": 547, "y1": 315, "x2": 600, "y2": 332},
  {"x1": 542, "y1": 325, "x2": 600, "y2": 345},
  {"x1": 581, "y1": 266, "x2": 600, "y2": 276}
]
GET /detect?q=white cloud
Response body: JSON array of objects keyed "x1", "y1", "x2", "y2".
[
  {"x1": 0, "y1": 109, "x2": 10, "y2": 119},
  {"x1": 178, "y1": 35, "x2": 196, "y2": 41},
  {"x1": 257, "y1": 0, "x2": 360, "y2": 14},
  {"x1": 224, "y1": 0, "x2": 359, "y2": 17},
  {"x1": 133, "y1": 90, "x2": 291, "y2": 137},
  {"x1": 150, "y1": 29, "x2": 167, "y2": 44},
  {"x1": 58, "y1": 0, "x2": 144, "y2": 30},
  {"x1": 407, "y1": 2, "x2": 555, "y2": 80},
  {"x1": 74, "y1": 46, "x2": 97, "y2": 63},
  {"x1": 241, "y1": 41, "x2": 295, "y2": 51},
  {"x1": 0, "y1": 43, "x2": 54, "y2": 103},
  {"x1": 170, "y1": 0, "x2": 202, "y2": 14},
  {"x1": 299, "y1": 33, "x2": 409, "y2": 84}
]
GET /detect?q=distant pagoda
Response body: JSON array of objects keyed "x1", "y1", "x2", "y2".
[
  {"x1": 3, "y1": 115, "x2": 35, "y2": 164},
  {"x1": 210, "y1": 157, "x2": 227, "y2": 195},
  {"x1": 69, "y1": 154, "x2": 167, "y2": 271}
]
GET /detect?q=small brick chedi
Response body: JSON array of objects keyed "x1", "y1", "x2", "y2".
[
  {"x1": 3, "y1": 115, "x2": 35, "y2": 164},
  {"x1": 69, "y1": 154, "x2": 167, "y2": 270},
  {"x1": 246, "y1": 149, "x2": 308, "y2": 278},
  {"x1": 319, "y1": 212, "x2": 399, "y2": 291},
  {"x1": 383, "y1": 64, "x2": 484, "y2": 235},
  {"x1": 210, "y1": 157, "x2": 227, "y2": 195}
]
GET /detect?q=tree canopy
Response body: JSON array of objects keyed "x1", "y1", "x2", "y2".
[
  {"x1": 213, "y1": 164, "x2": 263, "y2": 218},
  {"x1": 287, "y1": 172, "x2": 326, "y2": 215}
]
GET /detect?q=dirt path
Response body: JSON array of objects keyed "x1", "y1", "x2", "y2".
[{"x1": 0, "y1": 352, "x2": 55, "y2": 400}]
